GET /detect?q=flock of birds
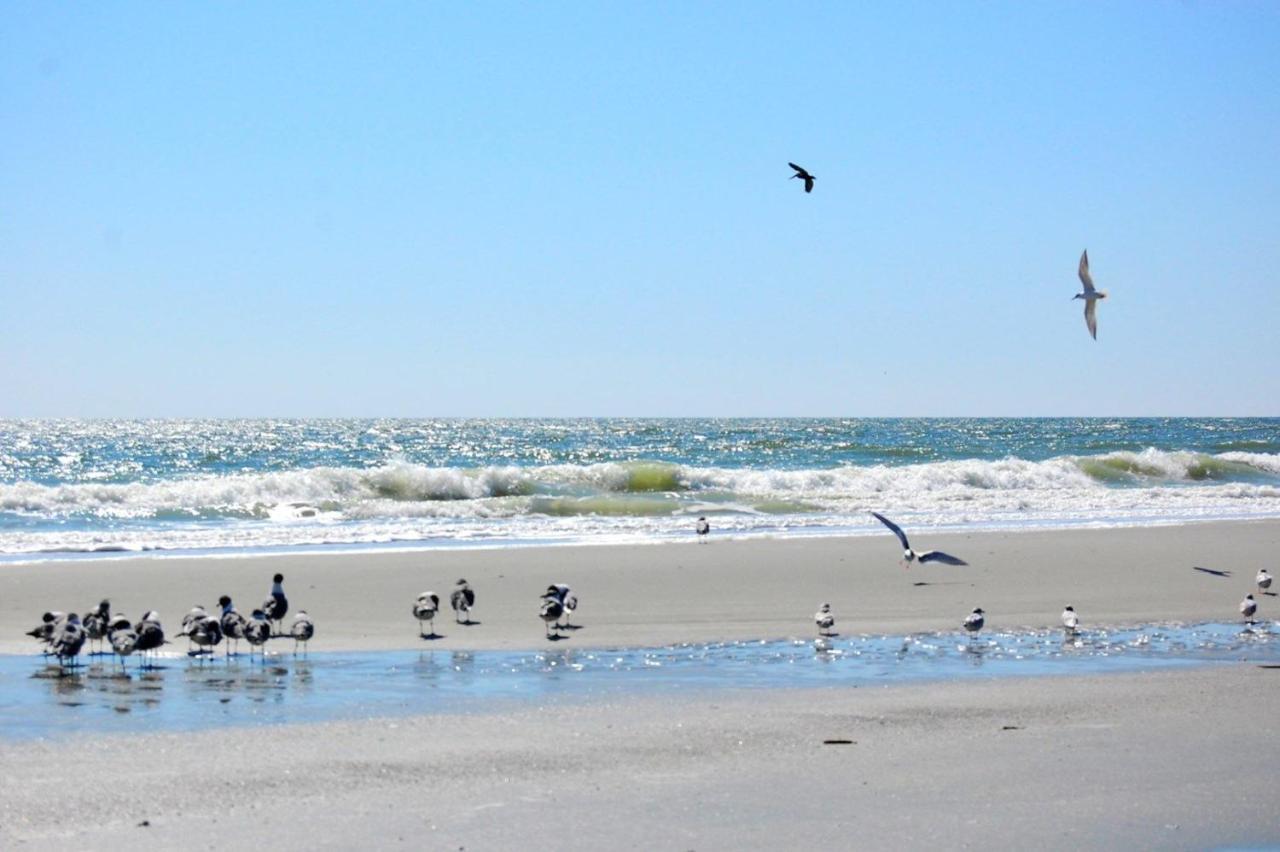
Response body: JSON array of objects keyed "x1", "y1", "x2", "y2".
[
  {"x1": 24, "y1": 515, "x2": 1275, "y2": 670},
  {"x1": 787, "y1": 162, "x2": 1108, "y2": 340}
]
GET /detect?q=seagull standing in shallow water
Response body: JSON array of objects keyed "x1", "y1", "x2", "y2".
[
  {"x1": 815, "y1": 603, "x2": 835, "y2": 637},
  {"x1": 871, "y1": 512, "x2": 968, "y2": 569},
  {"x1": 788, "y1": 162, "x2": 815, "y2": 193},
  {"x1": 963, "y1": 608, "x2": 985, "y2": 636},
  {"x1": 1241, "y1": 594, "x2": 1258, "y2": 624},
  {"x1": 290, "y1": 611, "x2": 314, "y2": 655},
  {"x1": 219, "y1": 596, "x2": 247, "y2": 656},
  {"x1": 1061, "y1": 605, "x2": 1079, "y2": 634},
  {"x1": 1073, "y1": 250, "x2": 1108, "y2": 340}
]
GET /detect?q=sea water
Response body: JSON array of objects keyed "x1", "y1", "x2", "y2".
[{"x1": 1, "y1": 418, "x2": 1278, "y2": 559}]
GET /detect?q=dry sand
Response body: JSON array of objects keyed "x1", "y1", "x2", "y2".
[{"x1": 2, "y1": 520, "x2": 1277, "y2": 653}]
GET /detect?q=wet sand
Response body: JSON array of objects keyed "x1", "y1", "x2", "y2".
[{"x1": 1, "y1": 520, "x2": 1276, "y2": 654}]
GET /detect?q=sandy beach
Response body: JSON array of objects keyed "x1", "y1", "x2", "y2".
[{"x1": 2, "y1": 520, "x2": 1277, "y2": 653}]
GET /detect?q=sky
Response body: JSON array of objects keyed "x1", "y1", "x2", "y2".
[{"x1": 2, "y1": 2, "x2": 1278, "y2": 418}]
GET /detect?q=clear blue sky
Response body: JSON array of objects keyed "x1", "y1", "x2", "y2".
[{"x1": 2, "y1": 3, "x2": 1277, "y2": 417}]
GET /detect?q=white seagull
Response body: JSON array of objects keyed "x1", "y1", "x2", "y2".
[
  {"x1": 1061, "y1": 605, "x2": 1079, "y2": 633},
  {"x1": 451, "y1": 579, "x2": 475, "y2": 625},
  {"x1": 1240, "y1": 594, "x2": 1258, "y2": 624},
  {"x1": 871, "y1": 512, "x2": 968, "y2": 569},
  {"x1": 414, "y1": 592, "x2": 440, "y2": 637},
  {"x1": 963, "y1": 607, "x2": 985, "y2": 636},
  {"x1": 290, "y1": 611, "x2": 314, "y2": 655},
  {"x1": 1073, "y1": 249, "x2": 1108, "y2": 340},
  {"x1": 1258, "y1": 568, "x2": 1273, "y2": 595},
  {"x1": 815, "y1": 603, "x2": 835, "y2": 637}
]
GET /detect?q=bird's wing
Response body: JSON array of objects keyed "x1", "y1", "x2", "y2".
[
  {"x1": 1078, "y1": 250, "x2": 1095, "y2": 294},
  {"x1": 1084, "y1": 299, "x2": 1098, "y2": 340},
  {"x1": 870, "y1": 512, "x2": 910, "y2": 550},
  {"x1": 918, "y1": 551, "x2": 968, "y2": 566},
  {"x1": 804, "y1": 178, "x2": 814, "y2": 193},
  {"x1": 788, "y1": 162, "x2": 806, "y2": 176}
]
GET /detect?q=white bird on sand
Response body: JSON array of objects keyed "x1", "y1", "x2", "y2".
[
  {"x1": 133, "y1": 611, "x2": 165, "y2": 667},
  {"x1": 219, "y1": 595, "x2": 247, "y2": 656},
  {"x1": 262, "y1": 573, "x2": 288, "y2": 633},
  {"x1": 539, "y1": 592, "x2": 564, "y2": 639},
  {"x1": 1241, "y1": 594, "x2": 1258, "y2": 624},
  {"x1": 1073, "y1": 249, "x2": 1108, "y2": 340},
  {"x1": 49, "y1": 613, "x2": 87, "y2": 667},
  {"x1": 414, "y1": 592, "x2": 440, "y2": 637},
  {"x1": 695, "y1": 517, "x2": 710, "y2": 539},
  {"x1": 815, "y1": 603, "x2": 835, "y2": 637},
  {"x1": 1061, "y1": 605, "x2": 1079, "y2": 633},
  {"x1": 546, "y1": 584, "x2": 578, "y2": 628},
  {"x1": 451, "y1": 579, "x2": 475, "y2": 625},
  {"x1": 290, "y1": 611, "x2": 314, "y2": 655},
  {"x1": 871, "y1": 512, "x2": 968, "y2": 569},
  {"x1": 245, "y1": 609, "x2": 271, "y2": 656},
  {"x1": 963, "y1": 607, "x2": 986, "y2": 636},
  {"x1": 1258, "y1": 569, "x2": 1273, "y2": 594}
]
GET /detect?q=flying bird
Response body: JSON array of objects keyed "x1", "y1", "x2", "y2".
[
  {"x1": 451, "y1": 579, "x2": 475, "y2": 624},
  {"x1": 963, "y1": 607, "x2": 986, "y2": 636},
  {"x1": 414, "y1": 591, "x2": 440, "y2": 638},
  {"x1": 1061, "y1": 605, "x2": 1079, "y2": 633},
  {"x1": 870, "y1": 512, "x2": 968, "y2": 569},
  {"x1": 788, "y1": 162, "x2": 815, "y2": 193},
  {"x1": 1073, "y1": 249, "x2": 1108, "y2": 340},
  {"x1": 815, "y1": 603, "x2": 835, "y2": 637}
]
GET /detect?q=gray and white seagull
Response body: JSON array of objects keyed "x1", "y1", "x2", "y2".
[
  {"x1": 1073, "y1": 249, "x2": 1108, "y2": 340},
  {"x1": 871, "y1": 512, "x2": 968, "y2": 569}
]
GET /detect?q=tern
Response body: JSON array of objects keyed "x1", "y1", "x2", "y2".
[
  {"x1": 539, "y1": 592, "x2": 564, "y2": 639},
  {"x1": 1258, "y1": 569, "x2": 1273, "y2": 595},
  {"x1": 451, "y1": 579, "x2": 475, "y2": 625},
  {"x1": 1073, "y1": 250, "x2": 1108, "y2": 340},
  {"x1": 262, "y1": 574, "x2": 288, "y2": 634},
  {"x1": 788, "y1": 162, "x2": 815, "y2": 193},
  {"x1": 815, "y1": 603, "x2": 835, "y2": 637},
  {"x1": 1241, "y1": 594, "x2": 1258, "y2": 624},
  {"x1": 871, "y1": 512, "x2": 968, "y2": 569},
  {"x1": 414, "y1": 592, "x2": 440, "y2": 638},
  {"x1": 1061, "y1": 605, "x2": 1079, "y2": 633},
  {"x1": 289, "y1": 611, "x2": 314, "y2": 655},
  {"x1": 963, "y1": 607, "x2": 985, "y2": 636}
]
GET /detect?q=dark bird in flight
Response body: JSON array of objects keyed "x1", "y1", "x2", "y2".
[
  {"x1": 871, "y1": 512, "x2": 968, "y2": 568},
  {"x1": 788, "y1": 162, "x2": 815, "y2": 193}
]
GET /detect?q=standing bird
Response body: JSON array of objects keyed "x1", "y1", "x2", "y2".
[
  {"x1": 539, "y1": 592, "x2": 564, "y2": 640},
  {"x1": 451, "y1": 579, "x2": 475, "y2": 625},
  {"x1": 244, "y1": 609, "x2": 272, "y2": 656},
  {"x1": 1073, "y1": 250, "x2": 1108, "y2": 340},
  {"x1": 788, "y1": 162, "x2": 815, "y2": 193},
  {"x1": 546, "y1": 584, "x2": 578, "y2": 629},
  {"x1": 108, "y1": 623, "x2": 139, "y2": 670},
  {"x1": 1061, "y1": 605, "x2": 1080, "y2": 633},
  {"x1": 262, "y1": 574, "x2": 288, "y2": 634},
  {"x1": 1257, "y1": 568, "x2": 1273, "y2": 595},
  {"x1": 180, "y1": 605, "x2": 209, "y2": 653},
  {"x1": 48, "y1": 614, "x2": 87, "y2": 668},
  {"x1": 26, "y1": 611, "x2": 66, "y2": 654},
  {"x1": 133, "y1": 611, "x2": 165, "y2": 668},
  {"x1": 815, "y1": 603, "x2": 835, "y2": 637},
  {"x1": 82, "y1": 600, "x2": 112, "y2": 655},
  {"x1": 963, "y1": 607, "x2": 986, "y2": 636},
  {"x1": 1241, "y1": 594, "x2": 1258, "y2": 624},
  {"x1": 185, "y1": 611, "x2": 223, "y2": 658},
  {"x1": 414, "y1": 592, "x2": 440, "y2": 638},
  {"x1": 290, "y1": 611, "x2": 314, "y2": 655},
  {"x1": 695, "y1": 516, "x2": 710, "y2": 539},
  {"x1": 219, "y1": 595, "x2": 247, "y2": 656},
  {"x1": 871, "y1": 512, "x2": 968, "y2": 569}
]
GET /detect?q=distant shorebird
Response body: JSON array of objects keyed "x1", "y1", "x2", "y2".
[
  {"x1": 180, "y1": 605, "x2": 209, "y2": 653},
  {"x1": 186, "y1": 611, "x2": 223, "y2": 657},
  {"x1": 245, "y1": 609, "x2": 271, "y2": 656},
  {"x1": 1073, "y1": 249, "x2": 1108, "y2": 340},
  {"x1": 1258, "y1": 569, "x2": 1273, "y2": 595},
  {"x1": 82, "y1": 600, "x2": 111, "y2": 654},
  {"x1": 49, "y1": 613, "x2": 87, "y2": 667},
  {"x1": 133, "y1": 611, "x2": 165, "y2": 667},
  {"x1": 26, "y1": 611, "x2": 66, "y2": 655},
  {"x1": 1241, "y1": 594, "x2": 1258, "y2": 624},
  {"x1": 546, "y1": 584, "x2": 578, "y2": 628},
  {"x1": 290, "y1": 611, "x2": 314, "y2": 655},
  {"x1": 219, "y1": 595, "x2": 247, "y2": 656},
  {"x1": 451, "y1": 579, "x2": 475, "y2": 625},
  {"x1": 539, "y1": 592, "x2": 564, "y2": 639},
  {"x1": 815, "y1": 603, "x2": 835, "y2": 637},
  {"x1": 788, "y1": 162, "x2": 815, "y2": 193},
  {"x1": 871, "y1": 512, "x2": 968, "y2": 569},
  {"x1": 1061, "y1": 605, "x2": 1079, "y2": 633},
  {"x1": 108, "y1": 623, "x2": 139, "y2": 669},
  {"x1": 414, "y1": 591, "x2": 440, "y2": 638},
  {"x1": 963, "y1": 607, "x2": 986, "y2": 636},
  {"x1": 696, "y1": 516, "x2": 710, "y2": 539},
  {"x1": 262, "y1": 574, "x2": 288, "y2": 633}
]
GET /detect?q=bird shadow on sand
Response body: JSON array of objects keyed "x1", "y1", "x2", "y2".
[
  {"x1": 1192, "y1": 566, "x2": 1232, "y2": 578},
  {"x1": 559, "y1": 624, "x2": 585, "y2": 631},
  {"x1": 546, "y1": 633, "x2": 569, "y2": 642},
  {"x1": 456, "y1": 620, "x2": 482, "y2": 627},
  {"x1": 419, "y1": 633, "x2": 446, "y2": 641},
  {"x1": 911, "y1": 581, "x2": 966, "y2": 587}
]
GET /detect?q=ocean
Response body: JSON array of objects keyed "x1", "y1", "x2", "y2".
[{"x1": 1, "y1": 418, "x2": 1277, "y2": 560}]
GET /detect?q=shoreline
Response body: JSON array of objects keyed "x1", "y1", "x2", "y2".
[{"x1": 2, "y1": 519, "x2": 1276, "y2": 654}]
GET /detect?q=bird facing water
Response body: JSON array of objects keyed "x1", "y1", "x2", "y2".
[
  {"x1": 1073, "y1": 250, "x2": 1108, "y2": 340},
  {"x1": 815, "y1": 603, "x2": 835, "y2": 637},
  {"x1": 1061, "y1": 605, "x2": 1079, "y2": 633},
  {"x1": 788, "y1": 162, "x2": 815, "y2": 193},
  {"x1": 262, "y1": 574, "x2": 288, "y2": 632},
  {"x1": 871, "y1": 512, "x2": 968, "y2": 569}
]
